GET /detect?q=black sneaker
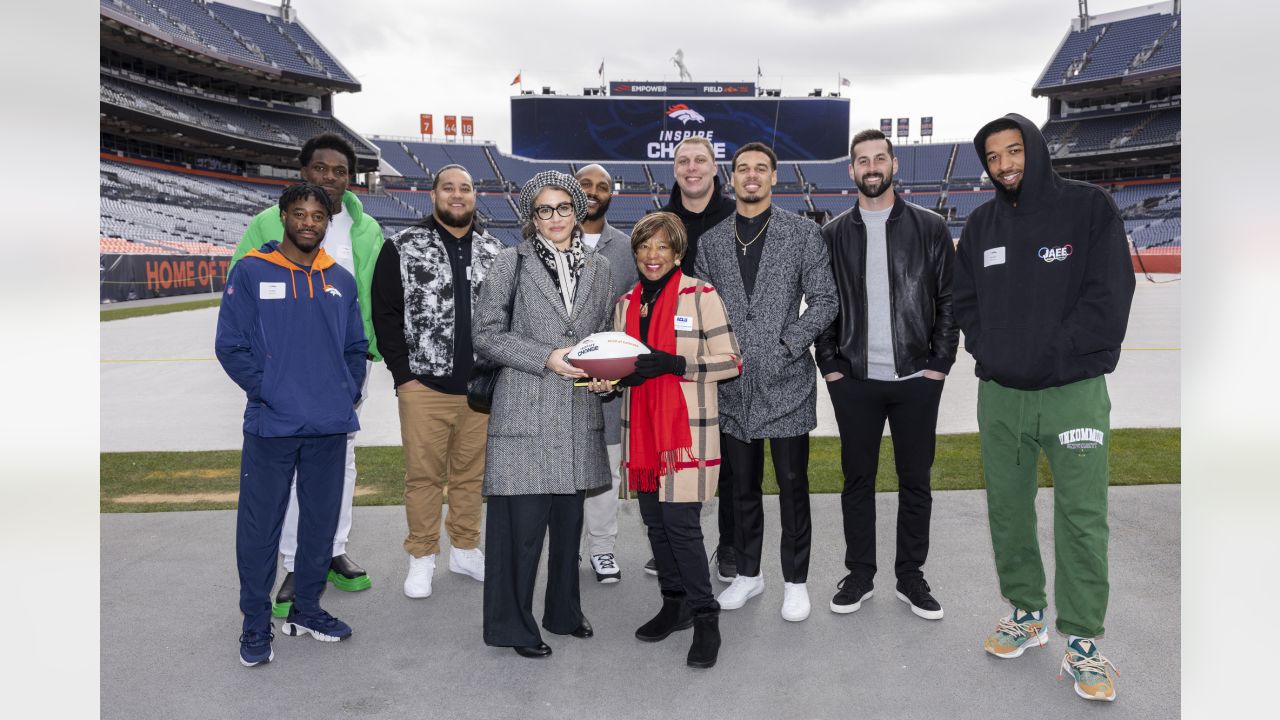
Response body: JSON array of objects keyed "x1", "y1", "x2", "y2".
[
  {"x1": 895, "y1": 578, "x2": 944, "y2": 620},
  {"x1": 644, "y1": 557, "x2": 658, "y2": 576},
  {"x1": 327, "y1": 553, "x2": 371, "y2": 592},
  {"x1": 711, "y1": 545, "x2": 738, "y2": 583},
  {"x1": 830, "y1": 575, "x2": 874, "y2": 614}
]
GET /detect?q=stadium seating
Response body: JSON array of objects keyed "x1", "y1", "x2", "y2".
[
  {"x1": 102, "y1": 1, "x2": 355, "y2": 84},
  {"x1": 369, "y1": 139, "x2": 431, "y2": 180},
  {"x1": 772, "y1": 194, "x2": 810, "y2": 215},
  {"x1": 101, "y1": 74, "x2": 367, "y2": 152},
  {"x1": 895, "y1": 144, "x2": 953, "y2": 185},
  {"x1": 797, "y1": 161, "x2": 854, "y2": 191},
  {"x1": 605, "y1": 195, "x2": 659, "y2": 224},
  {"x1": 1035, "y1": 10, "x2": 1181, "y2": 90}
]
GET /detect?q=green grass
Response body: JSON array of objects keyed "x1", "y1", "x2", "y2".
[
  {"x1": 100, "y1": 428, "x2": 1179, "y2": 513},
  {"x1": 101, "y1": 298, "x2": 220, "y2": 322}
]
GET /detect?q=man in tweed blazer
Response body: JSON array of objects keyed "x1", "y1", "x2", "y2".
[{"x1": 692, "y1": 142, "x2": 838, "y2": 623}]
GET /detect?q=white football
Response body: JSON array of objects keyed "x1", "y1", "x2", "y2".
[{"x1": 567, "y1": 331, "x2": 647, "y2": 380}]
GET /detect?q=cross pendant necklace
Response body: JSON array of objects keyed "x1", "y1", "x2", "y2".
[{"x1": 735, "y1": 215, "x2": 771, "y2": 256}]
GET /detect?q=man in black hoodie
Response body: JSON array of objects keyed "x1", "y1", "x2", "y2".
[
  {"x1": 658, "y1": 135, "x2": 738, "y2": 582},
  {"x1": 953, "y1": 113, "x2": 1134, "y2": 703}
]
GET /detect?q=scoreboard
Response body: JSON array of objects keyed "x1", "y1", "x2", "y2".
[{"x1": 511, "y1": 95, "x2": 850, "y2": 162}]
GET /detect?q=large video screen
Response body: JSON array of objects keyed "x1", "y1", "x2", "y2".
[{"x1": 511, "y1": 96, "x2": 850, "y2": 161}]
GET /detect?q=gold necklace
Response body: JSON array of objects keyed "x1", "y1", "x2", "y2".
[{"x1": 735, "y1": 215, "x2": 771, "y2": 256}]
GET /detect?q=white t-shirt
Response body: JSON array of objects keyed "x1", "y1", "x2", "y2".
[
  {"x1": 581, "y1": 232, "x2": 602, "y2": 249},
  {"x1": 322, "y1": 205, "x2": 356, "y2": 277}
]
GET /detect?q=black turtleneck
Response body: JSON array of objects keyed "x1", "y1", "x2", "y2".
[
  {"x1": 734, "y1": 206, "x2": 771, "y2": 297},
  {"x1": 637, "y1": 266, "x2": 679, "y2": 342}
]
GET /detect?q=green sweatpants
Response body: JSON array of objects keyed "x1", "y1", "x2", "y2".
[{"x1": 977, "y1": 376, "x2": 1111, "y2": 638}]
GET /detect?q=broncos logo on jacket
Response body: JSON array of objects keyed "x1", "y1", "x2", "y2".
[{"x1": 391, "y1": 224, "x2": 506, "y2": 378}]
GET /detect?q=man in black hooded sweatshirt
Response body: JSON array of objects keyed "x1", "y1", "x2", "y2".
[
  {"x1": 953, "y1": 113, "x2": 1134, "y2": 703},
  {"x1": 658, "y1": 135, "x2": 738, "y2": 583}
]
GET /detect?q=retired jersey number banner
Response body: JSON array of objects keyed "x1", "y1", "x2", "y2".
[{"x1": 511, "y1": 96, "x2": 850, "y2": 161}]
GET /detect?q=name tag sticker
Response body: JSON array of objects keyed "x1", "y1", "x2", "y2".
[
  {"x1": 259, "y1": 282, "x2": 286, "y2": 300},
  {"x1": 674, "y1": 315, "x2": 693, "y2": 331},
  {"x1": 466, "y1": 265, "x2": 472, "y2": 281},
  {"x1": 983, "y1": 247, "x2": 1006, "y2": 267}
]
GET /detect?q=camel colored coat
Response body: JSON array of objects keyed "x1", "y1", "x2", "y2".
[{"x1": 616, "y1": 273, "x2": 741, "y2": 503}]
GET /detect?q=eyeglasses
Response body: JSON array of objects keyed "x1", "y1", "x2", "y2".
[{"x1": 533, "y1": 202, "x2": 575, "y2": 220}]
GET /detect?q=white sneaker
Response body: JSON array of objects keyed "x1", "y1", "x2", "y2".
[
  {"x1": 449, "y1": 546, "x2": 485, "y2": 582},
  {"x1": 404, "y1": 553, "x2": 436, "y2": 598},
  {"x1": 781, "y1": 582, "x2": 811, "y2": 622},
  {"x1": 717, "y1": 573, "x2": 764, "y2": 610},
  {"x1": 590, "y1": 553, "x2": 621, "y2": 583}
]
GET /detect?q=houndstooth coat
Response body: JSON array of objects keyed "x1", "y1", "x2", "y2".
[
  {"x1": 692, "y1": 209, "x2": 838, "y2": 440},
  {"x1": 473, "y1": 241, "x2": 614, "y2": 496}
]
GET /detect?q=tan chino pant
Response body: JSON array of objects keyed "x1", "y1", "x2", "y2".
[{"x1": 397, "y1": 382, "x2": 489, "y2": 557}]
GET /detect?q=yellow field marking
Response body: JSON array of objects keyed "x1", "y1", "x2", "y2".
[
  {"x1": 142, "y1": 469, "x2": 234, "y2": 481},
  {"x1": 112, "y1": 486, "x2": 376, "y2": 505}
]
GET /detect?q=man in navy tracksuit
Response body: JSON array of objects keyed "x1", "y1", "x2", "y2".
[{"x1": 216, "y1": 183, "x2": 368, "y2": 667}]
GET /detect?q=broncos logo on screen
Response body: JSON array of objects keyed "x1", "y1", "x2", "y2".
[{"x1": 665, "y1": 104, "x2": 705, "y2": 125}]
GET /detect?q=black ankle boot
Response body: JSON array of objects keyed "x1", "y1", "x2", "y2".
[
  {"x1": 635, "y1": 592, "x2": 694, "y2": 642},
  {"x1": 686, "y1": 604, "x2": 721, "y2": 669}
]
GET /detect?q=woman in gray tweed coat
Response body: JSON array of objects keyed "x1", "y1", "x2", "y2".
[{"x1": 473, "y1": 171, "x2": 614, "y2": 658}]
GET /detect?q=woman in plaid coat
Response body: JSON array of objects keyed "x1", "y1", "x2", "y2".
[{"x1": 612, "y1": 212, "x2": 741, "y2": 669}]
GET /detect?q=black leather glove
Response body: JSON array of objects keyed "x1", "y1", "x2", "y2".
[{"x1": 634, "y1": 350, "x2": 687, "y2": 379}]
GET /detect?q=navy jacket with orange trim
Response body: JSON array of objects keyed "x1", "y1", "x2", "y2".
[{"x1": 216, "y1": 242, "x2": 368, "y2": 437}]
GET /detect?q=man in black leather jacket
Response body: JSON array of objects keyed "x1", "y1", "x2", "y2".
[{"x1": 814, "y1": 128, "x2": 957, "y2": 622}]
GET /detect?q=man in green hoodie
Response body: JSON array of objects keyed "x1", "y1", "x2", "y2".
[
  {"x1": 228, "y1": 133, "x2": 384, "y2": 615},
  {"x1": 953, "y1": 114, "x2": 1134, "y2": 703}
]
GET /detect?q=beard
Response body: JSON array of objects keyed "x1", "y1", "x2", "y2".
[
  {"x1": 285, "y1": 226, "x2": 322, "y2": 254},
  {"x1": 585, "y1": 195, "x2": 611, "y2": 221},
  {"x1": 855, "y1": 172, "x2": 892, "y2": 198},
  {"x1": 436, "y1": 205, "x2": 475, "y2": 230}
]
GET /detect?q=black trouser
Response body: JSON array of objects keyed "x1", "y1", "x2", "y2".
[
  {"x1": 827, "y1": 376, "x2": 943, "y2": 585},
  {"x1": 717, "y1": 466, "x2": 735, "y2": 554},
  {"x1": 482, "y1": 491, "x2": 585, "y2": 648},
  {"x1": 637, "y1": 492, "x2": 714, "y2": 610},
  {"x1": 722, "y1": 433, "x2": 811, "y2": 582}
]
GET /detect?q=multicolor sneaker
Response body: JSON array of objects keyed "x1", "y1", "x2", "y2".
[
  {"x1": 238, "y1": 626, "x2": 274, "y2": 667},
  {"x1": 983, "y1": 608, "x2": 1049, "y2": 658},
  {"x1": 1059, "y1": 638, "x2": 1119, "y2": 702},
  {"x1": 281, "y1": 607, "x2": 353, "y2": 642}
]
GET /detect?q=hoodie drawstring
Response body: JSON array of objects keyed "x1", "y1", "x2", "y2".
[
  {"x1": 318, "y1": 267, "x2": 328, "y2": 297},
  {"x1": 288, "y1": 268, "x2": 297, "y2": 299}
]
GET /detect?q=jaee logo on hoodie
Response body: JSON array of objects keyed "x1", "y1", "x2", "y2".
[{"x1": 1038, "y1": 244, "x2": 1073, "y2": 263}]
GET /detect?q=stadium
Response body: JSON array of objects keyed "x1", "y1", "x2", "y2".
[
  {"x1": 99, "y1": 0, "x2": 1180, "y2": 300},
  {"x1": 98, "y1": 1, "x2": 1181, "y2": 718}
]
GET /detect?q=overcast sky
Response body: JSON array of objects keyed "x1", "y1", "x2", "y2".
[{"x1": 289, "y1": 0, "x2": 1156, "y2": 152}]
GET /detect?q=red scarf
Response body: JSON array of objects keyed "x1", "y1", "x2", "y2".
[{"x1": 624, "y1": 270, "x2": 694, "y2": 493}]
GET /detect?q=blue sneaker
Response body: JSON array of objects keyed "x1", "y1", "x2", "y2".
[
  {"x1": 281, "y1": 607, "x2": 352, "y2": 642},
  {"x1": 1059, "y1": 637, "x2": 1119, "y2": 702},
  {"x1": 238, "y1": 626, "x2": 274, "y2": 667}
]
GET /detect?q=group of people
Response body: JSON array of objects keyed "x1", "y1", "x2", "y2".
[{"x1": 215, "y1": 112, "x2": 1134, "y2": 702}]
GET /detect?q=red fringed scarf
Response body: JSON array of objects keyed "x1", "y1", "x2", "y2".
[{"x1": 624, "y1": 270, "x2": 695, "y2": 493}]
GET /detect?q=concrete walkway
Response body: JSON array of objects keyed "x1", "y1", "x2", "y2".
[{"x1": 102, "y1": 486, "x2": 1179, "y2": 720}]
